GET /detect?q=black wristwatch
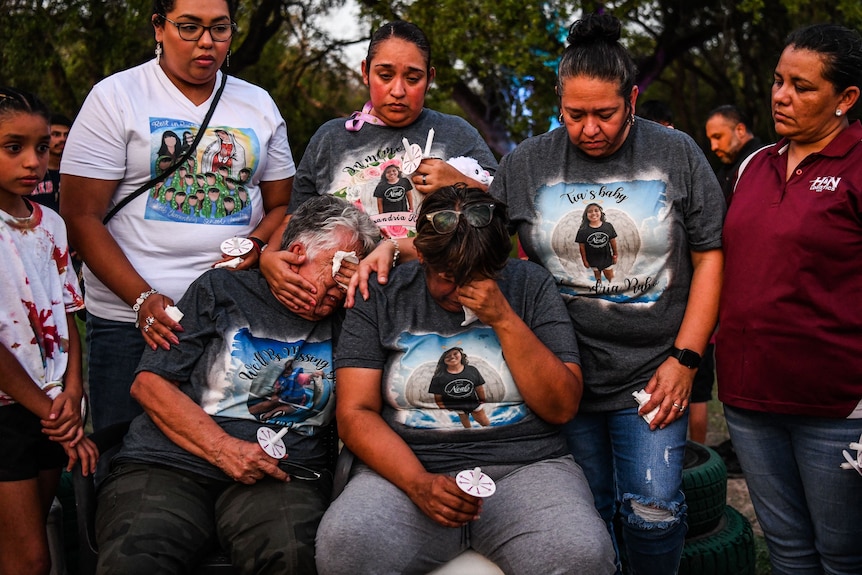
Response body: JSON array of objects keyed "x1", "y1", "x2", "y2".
[{"x1": 670, "y1": 346, "x2": 701, "y2": 369}]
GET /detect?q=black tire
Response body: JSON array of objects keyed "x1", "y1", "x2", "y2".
[
  {"x1": 58, "y1": 470, "x2": 80, "y2": 575},
  {"x1": 683, "y1": 441, "x2": 727, "y2": 537},
  {"x1": 679, "y1": 505, "x2": 756, "y2": 575}
]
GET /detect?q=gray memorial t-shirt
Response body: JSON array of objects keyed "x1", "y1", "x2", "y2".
[
  {"x1": 490, "y1": 119, "x2": 725, "y2": 411},
  {"x1": 336, "y1": 259, "x2": 579, "y2": 473},
  {"x1": 117, "y1": 268, "x2": 337, "y2": 480}
]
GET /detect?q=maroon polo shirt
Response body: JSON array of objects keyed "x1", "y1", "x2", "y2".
[{"x1": 717, "y1": 121, "x2": 862, "y2": 418}]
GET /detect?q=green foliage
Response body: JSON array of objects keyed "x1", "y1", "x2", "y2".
[
  {"x1": 0, "y1": 0, "x2": 155, "y2": 115},
  {"x1": 3, "y1": 0, "x2": 862, "y2": 160},
  {"x1": 358, "y1": 0, "x2": 573, "y2": 152},
  {"x1": 234, "y1": 0, "x2": 365, "y2": 158}
]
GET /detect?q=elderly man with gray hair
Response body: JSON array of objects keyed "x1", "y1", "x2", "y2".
[{"x1": 93, "y1": 195, "x2": 379, "y2": 575}]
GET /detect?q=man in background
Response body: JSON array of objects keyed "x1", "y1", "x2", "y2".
[
  {"x1": 28, "y1": 114, "x2": 72, "y2": 213},
  {"x1": 705, "y1": 105, "x2": 763, "y2": 203}
]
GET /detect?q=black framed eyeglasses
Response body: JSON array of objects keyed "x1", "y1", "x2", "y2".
[
  {"x1": 163, "y1": 17, "x2": 236, "y2": 42},
  {"x1": 425, "y1": 204, "x2": 495, "y2": 234}
]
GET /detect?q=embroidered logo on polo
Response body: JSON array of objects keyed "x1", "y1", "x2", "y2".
[{"x1": 809, "y1": 176, "x2": 841, "y2": 192}]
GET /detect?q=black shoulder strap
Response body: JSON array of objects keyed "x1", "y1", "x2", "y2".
[{"x1": 102, "y1": 72, "x2": 229, "y2": 225}]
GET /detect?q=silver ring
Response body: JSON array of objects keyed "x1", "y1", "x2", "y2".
[
  {"x1": 673, "y1": 402, "x2": 685, "y2": 412},
  {"x1": 144, "y1": 325, "x2": 150, "y2": 333},
  {"x1": 145, "y1": 316, "x2": 155, "y2": 326},
  {"x1": 422, "y1": 174, "x2": 427, "y2": 185}
]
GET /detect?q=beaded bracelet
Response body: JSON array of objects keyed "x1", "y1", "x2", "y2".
[
  {"x1": 132, "y1": 288, "x2": 158, "y2": 327},
  {"x1": 388, "y1": 237, "x2": 400, "y2": 267}
]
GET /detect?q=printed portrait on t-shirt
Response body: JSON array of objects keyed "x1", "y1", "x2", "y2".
[
  {"x1": 197, "y1": 326, "x2": 335, "y2": 436},
  {"x1": 381, "y1": 327, "x2": 530, "y2": 430},
  {"x1": 314, "y1": 129, "x2": 491, "y2": 240},
  {"x1": 427, "y1": 347, "x2": 491, "y2": 428},
  {"x1": 373, "y1": 164, "x2": 415, "y2": 215},
  {"x1": 144, "y1": 118, "x2": 259, "y2": 226},
  {"x1": 525, "y1": 178, "x2": 671, "y2": 303},
  {"x1": 326, "y1": 143, "x2": 426, "y2": 239},
  {"x1": 344, "y1": 156, "x2": 422, "y2": 239}
]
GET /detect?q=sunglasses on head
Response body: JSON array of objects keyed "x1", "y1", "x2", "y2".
[{"x1": 425, "y1": 204, "x2": 495, "y2": 234}]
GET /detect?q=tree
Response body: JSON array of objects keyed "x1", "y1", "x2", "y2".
[
  {"x1": 357, "y1": 0, "x2": 575, "y2": 155},
  {"x1": 602, "y1": 0, "x2": 862, "y2": 145},
  {"x1": 0, "y1": 0, "x2": 359, "y2": 158},
  {"x1": 357, "y1": 0, "x2": 862, "y2": 155},
  {"x1": 3, "y1": 0, "x2": 862, "y2": 159}
]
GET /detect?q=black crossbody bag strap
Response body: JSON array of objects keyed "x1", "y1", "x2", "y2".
[{"x1": 102, "y1": 72, "x2": 229, "y2": 225}]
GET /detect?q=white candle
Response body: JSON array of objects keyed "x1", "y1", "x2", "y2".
[
  {"x1": 471, "y1": 467, "x2": 481, "y2": 487},
  {"x1": 424, "y1": 128, "x2": 435, "y2": 157}
]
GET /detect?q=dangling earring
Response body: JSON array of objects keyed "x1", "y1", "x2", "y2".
[
  {"x1": 155, "y1": 42, "x2": 162, "y2": 64},
  {"x1": 226, "y1": 49, "x2": 231, "y2": 68},
  {"x1": 630, "y1": 113, "x2": 636, "y2": 125},
  {"x1": 836, "y1": 109, "x2": 843, "y2": 117},
  {"x1": 558, "y1": 112, "x2": 564, "y2": 123}
]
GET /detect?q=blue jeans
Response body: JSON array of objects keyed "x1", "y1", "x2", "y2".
[
  {"x1": 724, "y1": 405, "x2": 862, "y2": 575},
  {"x1": 86, "y1": 313, "x2": 146, "y2": 431},
  {"x1": 563, "y1": 407, "x2": 688, "y2": 575}
]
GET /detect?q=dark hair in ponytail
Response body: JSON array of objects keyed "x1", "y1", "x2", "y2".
[
  {"x1": 366, "y1": 21, "x2": 432, "y2": 75},
  {"x1": 784, "y1": 23, "x2": 862, "y2": 110},
  {"x1": 0, "y1": 87, "x2": 51, "y2": 124},
  {"x1": 152, "y1": 0, "x2": 237, "y2": 22}
]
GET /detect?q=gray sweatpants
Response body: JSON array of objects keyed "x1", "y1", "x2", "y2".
[{"x1": 315, "y1": 455, "x2": 615, "y2": 575}]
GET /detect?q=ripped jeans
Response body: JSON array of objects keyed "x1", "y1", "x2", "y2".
[{"x1": 563, "y1": 407, "x2": 688, "y2": 575}]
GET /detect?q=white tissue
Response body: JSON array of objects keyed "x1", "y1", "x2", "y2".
[
  {"x1": 214, "y1": 257, "x2": 242, "y2": 269},
  {"x1": 632, "y1": 389, "x2": 660, "y2": 424},
  {"x1": 461, "y1": 306, "x2": 479, "y2": 326},
  {"x1": 165, "y1": 305, "x2": 184, "y2": 323},
  {"x1": 840, "y1": 433, "x2": 862, "y2": 476},
  {"x1": 332, "y1": 251, "x2": 359, "y2": 290}
]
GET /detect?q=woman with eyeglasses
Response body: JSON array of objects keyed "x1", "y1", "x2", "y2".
[
  {"x1": 488, "y1": 14, "x2": 724, "y2": 575},
  {"x1": 316, "y1": 186, "x2": 615, "y2": 575},
  {"x1": 60, "y1": 0, "x2": 295, "y2": 432},
  {"x1": 260, "y1": 21, "x2": 497, "y2": 311}
]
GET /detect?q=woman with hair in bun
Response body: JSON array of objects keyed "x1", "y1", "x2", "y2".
[{"x1": 488, "y1": 13, "x2": 725, "y2": 575}]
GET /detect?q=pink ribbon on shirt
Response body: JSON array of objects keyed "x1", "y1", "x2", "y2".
[{"x1": 345, "y1": 101, "x2": 387, "y2": 131}]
